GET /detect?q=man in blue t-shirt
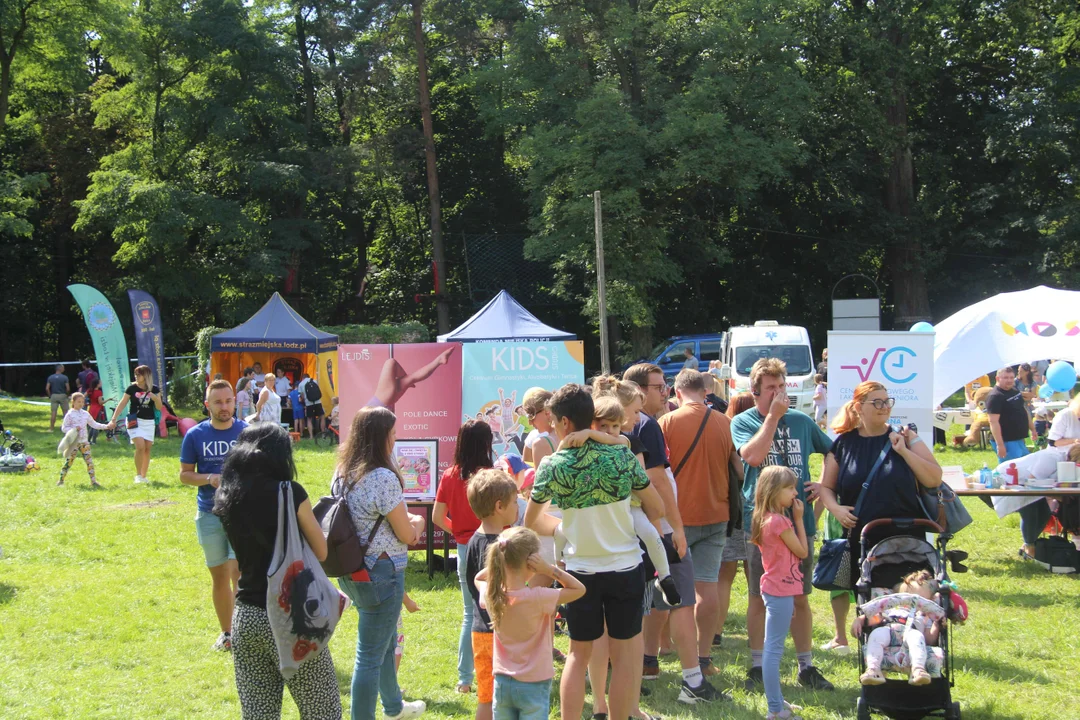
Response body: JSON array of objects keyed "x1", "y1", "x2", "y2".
[
  {"x1": 180, "y1": 379, "x2": 247, "y2": 652},
  {"x1": 730, "y1": 358, "x2": 834, "y2": 692}
]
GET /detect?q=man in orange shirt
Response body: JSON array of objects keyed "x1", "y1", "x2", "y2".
[{"x1": 659, "y1": 369, "x2": 741, "y2": 679}]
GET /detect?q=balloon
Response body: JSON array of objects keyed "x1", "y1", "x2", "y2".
[
  {"x1": 178, "y1": 417, "x2": 199, "y2": 437},
  {"x1": 1039, "y1": 384, "x2": 1054, "y2": 399},
  {"x1": 1046, "y1": 360, "x2": 1078, "y2": 393},
  {"x1": 910, "y1": 321, "x2": 934, "y2": 333}
]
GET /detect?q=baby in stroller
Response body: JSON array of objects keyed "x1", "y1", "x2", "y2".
[
  {"x1": 852, "y1": 570, "x2": 944, "y2": 686},
  {"x1": 851, "y1": 519, "x2": 969, "y2": 720}
]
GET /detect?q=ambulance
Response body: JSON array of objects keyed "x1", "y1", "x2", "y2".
[{"x1": 720, "y1": 321, "x2": 817, "y2": 415}]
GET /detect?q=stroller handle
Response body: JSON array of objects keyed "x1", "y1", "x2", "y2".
[{"x1": 860, "y1": 517, "x2": 944, "y2": 543}]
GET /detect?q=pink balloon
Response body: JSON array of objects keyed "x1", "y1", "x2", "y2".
[{"x1": 178, "y1": 417, "x2": 198, "y2": 437}]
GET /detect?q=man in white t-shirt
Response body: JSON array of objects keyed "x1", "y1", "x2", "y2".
[
  {"x1": 1050, "y1": 396, "x2": 1080, "y2": 448},
  {"x1": 273, "y1": 368, "x2": 291, "y2": 400}
]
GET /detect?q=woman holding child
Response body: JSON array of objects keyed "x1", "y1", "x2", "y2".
[{"x1": 816, "y1": 381, "x2": 943, "y2": 652}]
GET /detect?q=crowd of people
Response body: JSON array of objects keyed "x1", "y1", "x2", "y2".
[
  {"x1": 41, "y1": 351, "x2": 1080, "y2": 720},
  {"x1": 148, "y1": 355, "x2": 958, "y2": 720}
]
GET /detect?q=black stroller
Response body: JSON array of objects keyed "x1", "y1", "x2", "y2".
[{"x1": 854, "y1": 518, "x2": 961, "y2": 720}]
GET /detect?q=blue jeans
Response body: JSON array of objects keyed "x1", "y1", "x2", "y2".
[
  {"x1": 762, "y1": 593, "x2": 795, "y2": 715},
  {"x1": 991, "y1": 441, "x2": 1047, "y2": 545},
  {"x1": 493, "y1": 675, "x2": 551, "y2": 720},
  {"x1": 457, "y1": 544, "x2": 475, "y2": 686},
  {"x1": 339, "y1": 559, "x2": 406, "y2": 720}
]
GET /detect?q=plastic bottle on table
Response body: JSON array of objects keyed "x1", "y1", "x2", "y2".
[
  {"x1": 1005, "y1": 463, "x2": 1019, "y2": 486},
  {"x1": 979, "y1": 462, "x2": 992, "y2": 488}
]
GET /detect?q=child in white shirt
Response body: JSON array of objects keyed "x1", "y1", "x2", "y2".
[{"x1": 59, "y1": 392, "x2": 113, "y2": 487}]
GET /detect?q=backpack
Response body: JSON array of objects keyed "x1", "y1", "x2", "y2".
[
  {"x1": 312, "y1": 477, "x2": 383, "y2": 577},
  {"x1": 304, "y1": 379, "x2": 322, "y2": 403}
]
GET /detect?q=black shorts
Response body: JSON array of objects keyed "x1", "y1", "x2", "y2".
[
  {"x1": 565, "y1": 564, "x2": 645, "y2": 642},
  {"x1": 306, "y1": 404, "x2": 325, "y2": 418}
]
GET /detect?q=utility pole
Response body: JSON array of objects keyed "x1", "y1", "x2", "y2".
[{"x1": 594, "y1": 191, "x2": 609, "y2": 375}]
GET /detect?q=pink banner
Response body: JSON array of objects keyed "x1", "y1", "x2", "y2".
[{"x1": 338, "y1": 343, "x2": 462, "y2": 482}]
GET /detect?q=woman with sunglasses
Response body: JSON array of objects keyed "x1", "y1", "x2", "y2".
[{"x1": 816, "y1": 381, "x2": 943, "y2": 649}]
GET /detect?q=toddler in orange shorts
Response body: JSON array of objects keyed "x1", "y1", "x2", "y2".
[{"x1": 465, "y1": 469, "x2": 522, "y2": 720}]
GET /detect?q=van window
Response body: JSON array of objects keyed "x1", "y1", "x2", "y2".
[
  {"x1": 700, "y1": 340, "x2": 721, "y2": 361},
  {"x1": 664, "y1": 342, "x2": 695, "y2": 365},
  {"x1": 734, "y1": 345, "x2": 813, "y2": 377}
]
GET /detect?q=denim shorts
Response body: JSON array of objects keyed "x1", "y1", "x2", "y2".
[
  {"x1": 493, "y1": 675, "x2": 552, "y2": 720},
  {"x1": 684, "y1": 521, "x2": 728, "y2": 582},
  {"x1": 195, "y1": 510, "x2": 236, "y2": 568}
]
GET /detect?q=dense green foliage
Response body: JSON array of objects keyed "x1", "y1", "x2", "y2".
[{"x1": 2, "y1": 0, "x2": 1079, "y2": 384}]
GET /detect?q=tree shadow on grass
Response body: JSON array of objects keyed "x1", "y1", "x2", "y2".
[
  {"x1": 957, "y1": 586, "x2": 1080, "y2": 609},
  {"x1": 0, "y1": 583, "x2": 16, "y2": 606},
  {"x1": 953, "y1": 652, "x2": 1050, "y2": 685}
]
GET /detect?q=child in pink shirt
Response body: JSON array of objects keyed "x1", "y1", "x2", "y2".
[
  {"x1": 475, "y1": 526, "x2": 585, "y2": 720},
  {"x1": 750, "y1": 466, "x2": 809, "y2": 720}
]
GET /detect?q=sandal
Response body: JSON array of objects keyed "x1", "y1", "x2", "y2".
[
  {"x1": 820, "y1": 638, "x2": 852, "y2": 655},
  {"x1": 860, "y1": 669, "x2": 886, "y2": 686},
  {"x1": 456, "y1": 683, "x2": 472, "y2": 694},
  {"x1": 909, "y1": 668, "x2": 931, "y2": 686},
  {"x1": 1018, "y1": 547, "x2": 1035, "y2": 562}
]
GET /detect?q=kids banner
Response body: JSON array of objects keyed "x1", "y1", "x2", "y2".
[
  {"x1": 127, "y1": 289, "x2": 167, "y2": 402},
  {"x1": 68, "y1": 284, "x2": 130, "y2": 418},
  {"x1": 826, "y1": 331, "x2": 935, "y2": 445},
  {"x1": 461, "y1": 341, "x2": 585, "y2": 459},
  {"x1": 337, "y1": 343, "x2": 462, "y2": 486}
]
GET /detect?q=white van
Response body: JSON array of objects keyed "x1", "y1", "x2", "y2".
[{"x1": 720, "y1": 321, "x2": 817, "y2": 415}]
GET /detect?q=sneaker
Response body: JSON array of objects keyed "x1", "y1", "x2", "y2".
[
  {"x1": 677, "y1": 679, "x2": 730, "y2": 705},
  {"x1": 643, "y1": 659, "x2": 660, "y2": 681},
  {"x1": 211, "y1": 632, "x2": 231, "y2": 652},
  {"x1": 56, "y1": 479, "x2": 64, "y2": 486},
  {"x1": 657, "y1": 575, "x2": 681, "y2": 606},
  {"x1": 797, "y1": 665, "x2": 834, "y2": 690},
  {"x1": 91, "y1": 481, "x2": 102, "y2": 489},
  {"x1": 744, "y1": 666, "x2": 763, "y2": 690},
  {"x1": 134, "y1": 475, "x2": 149, "y2": 484},
  {"x1": 385, "y1": 700, "x2": 426, "y2": 719}
]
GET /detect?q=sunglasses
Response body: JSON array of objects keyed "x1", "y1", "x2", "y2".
[{"x1": 866, "y1": 398, "x2": 896, "y2": 410}]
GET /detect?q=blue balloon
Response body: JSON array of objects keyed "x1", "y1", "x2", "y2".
[
  {"x1": 1039, "y1": 384, "x2": 1054, "y2": 399},
  {"x1": 909, "y1": 321, "x2": 934, "y2": 333},
  {"x1": 1046, "y1": 360, "x2": 1078, "y2": 393}
]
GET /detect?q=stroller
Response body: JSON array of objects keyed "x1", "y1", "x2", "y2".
[{"x1": 854, "y1": 518, "x2": 961, "y2": 720}]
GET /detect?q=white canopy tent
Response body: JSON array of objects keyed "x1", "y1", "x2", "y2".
[{"x1": 932, "y1": 285, "x2": 1080, "y2": 407}]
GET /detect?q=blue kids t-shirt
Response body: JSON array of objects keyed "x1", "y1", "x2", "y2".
[
  {"x1": 289, "y1": 389, "x2": 303, "y2": 419},
  {"x1": 180, "y1": 419, "x2": 248, "y2": 512}
]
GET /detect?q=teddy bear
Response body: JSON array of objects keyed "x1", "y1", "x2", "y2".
[{"x1": 962, "y1": 386, "x2": 994, "y2": 447}]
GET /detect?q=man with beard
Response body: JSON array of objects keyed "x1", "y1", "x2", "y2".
[{"x1": 180, "y1": 379, "x2": 247, "y2": 652}]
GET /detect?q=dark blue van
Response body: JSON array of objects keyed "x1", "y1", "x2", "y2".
[{"x1": 648, "y1": 334, "x2": 723, "y2": 380}]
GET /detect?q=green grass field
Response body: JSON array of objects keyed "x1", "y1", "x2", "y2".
[{"x1": 1, "y1": 397, "x2": 1078, "y2": 719}]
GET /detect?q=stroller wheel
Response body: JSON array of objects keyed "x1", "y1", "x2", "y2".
[
  {"x1": 946, "y1": 701, "x2": 961, "y2": 720},
  {"x1": 856, "y1": 696, "x2": 872, "y2": 720}
]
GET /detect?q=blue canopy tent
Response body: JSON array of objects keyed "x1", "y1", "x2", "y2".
[
  {"x1": 211, "y1": 293, "x2": 338, "y2": 405},
  {"x1": 437, "y1": 290, "x2": 576, "y2": 343}
]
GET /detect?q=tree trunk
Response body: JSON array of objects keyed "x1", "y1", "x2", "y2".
[
  {"x1": 0, "y1": 58, "x2": 10, "y2": 134},
  {"x1": 882, "y1": 28, "x2": 930, "y2": 327},
  {"x1": 411, "y1": 0, "x2": 449, "y2": 334},
  {"x1": 295, "y1": 5, "x2": 315, "y2": 140}
]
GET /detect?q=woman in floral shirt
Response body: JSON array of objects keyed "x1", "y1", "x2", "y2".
[{"x1": 335, "y1": 407, "x2": 428, "y2": 720}]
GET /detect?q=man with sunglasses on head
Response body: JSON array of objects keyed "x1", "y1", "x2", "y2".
[{"x1": 730, "y1": 357, "x2": 835, "y2": 692}]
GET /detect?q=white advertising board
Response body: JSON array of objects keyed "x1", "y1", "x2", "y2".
[{"x1": 826, "y1": 331, "x2": 935, "y2": 445}]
